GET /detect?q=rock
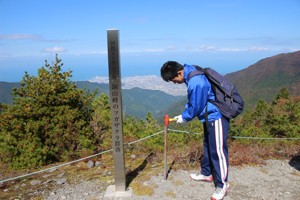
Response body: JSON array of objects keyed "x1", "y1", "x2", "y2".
[
  {"x1": 54, "y1": 178, "x2": 67, "y2": 185},
  {"x1": 4, "y1": 189, "x2": 8, "y2": 192},
  {"x1": 103, "y1": 171, "x2": 108, "y2": 176},
  {"x1": 30, "y1": 180, "x2": 42, "y2": 185},
  {"x1": 15, "y1": 185, "x2": 19, "y2": 189},
  {"x1": 48, "y1": 168, "x2": 57, "y2": 172},
  {"x1": 50, "y1": 192, "x2": 55, "y2": 196},
  {"x1": 43, "y1": 179, "x2": 53, "y2": 184},
  {"x1": 95, "y1": 161, "x2": 101, "y2": 167},
  {"x1": 130, "y1": 154, "x2": 137, "y2": 159},
  {"x1": 87, "y1": 160, "x2": 95, "y2": 168},
  {"x1": 57, "y1": 172, "x2": 66, "y2": 177},
  {"x1": 21, "y1": 183, "x2": 26, "y2": 187},
  {"x1": 43, "y1": 174, "x2": 51, "y2": 178},
  {"x1": 107, "y1": 171, "x2": 112, "y2": 176},
  {"x1": 61, "y1": 195, "x2": 66, "y2": 199}
]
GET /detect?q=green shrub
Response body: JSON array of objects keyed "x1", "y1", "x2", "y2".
[{"x1": 0, "y1": 55, "x2": 97, "y2": 169}]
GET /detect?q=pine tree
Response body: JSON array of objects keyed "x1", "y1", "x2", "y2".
[
  {"x1": 0, "y1": 55, "x2": 98, "y2": 169},
  {"x1": 273, "y1": 87, "x2": 290, "y2": 104}
]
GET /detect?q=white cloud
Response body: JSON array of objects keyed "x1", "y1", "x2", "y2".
[
  {"x1": 166, "y1": 46, "x2": 176, "y2": 50},
  {"x1": 197, "y1": 45, "x2": 244, "y2": 52},
  {"x1": 121, "y1": 50, "x2": 141, "y2": 53},
  {"x1": 145, "y1": 49, "x2": 163, "y2": 52},
  {"x1": 198, "y1": 45, "x2": 216, "y2": 51},
  {"x1": 0, "y1": 34, "x2": 42, "y2": 40},
  {"x1": 248, "y1": 46, "x2": 269, "y2": 51},
  {"x1": 41, "y1": 46, "x2": 67, "y2": 53},
  {"x1": 218, "y1": 48, "x2": 242, "y2": 51},
  {"x1": 92, "y1": 51, "x2": 107, "y2": 54}
]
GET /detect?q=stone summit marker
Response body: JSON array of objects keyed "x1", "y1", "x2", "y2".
[{"x1": 105, "y1": 29, "x2": 132, "y2": 197}]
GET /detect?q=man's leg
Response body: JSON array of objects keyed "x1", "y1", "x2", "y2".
[
  {"x1": 190, "y1": 123, "x2": 213, "y2": 182},
  {"x1": 208, "y1": 116, "x2": 229, "y2": 188}
]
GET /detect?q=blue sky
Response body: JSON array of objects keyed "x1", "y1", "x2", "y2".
[{"x1": 1, "y1": 0, "x2": 299, "y2": 82}]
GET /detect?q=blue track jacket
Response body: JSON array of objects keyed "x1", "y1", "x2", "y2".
[{"x1": 181, "y1": 64, "x2": 222, "y2": 122}]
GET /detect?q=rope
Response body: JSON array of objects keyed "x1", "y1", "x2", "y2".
[
  {"x1": 0, "y1": 130, "x2": 164, "y2": 184},
  {"x1": 168, "y1": 128, "x2": 300, "y2": 139},
  {"x1": 167, "y1": 129, "x2": 203, "y2": 135},
  {"x1": 229, "y1": 136, "x2": 300, "y2": 139}
]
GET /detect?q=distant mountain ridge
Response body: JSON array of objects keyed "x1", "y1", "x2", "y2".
[
  {"x1": 0, "y1": 81, "x2": 182, "y2": 119},
  {"x1": 225, "y1": 51, "x2": 300, "y2": 90},
  {"x1": 224, "y1": 50, "x2": 300, "y2": 111}
]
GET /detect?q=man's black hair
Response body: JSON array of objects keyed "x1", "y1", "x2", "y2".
[{"x1": 160, "y1": 61, "x2": 184, "y2": 82}]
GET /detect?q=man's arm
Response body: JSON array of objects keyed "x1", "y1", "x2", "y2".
[{"x1": 181, "y1": 75, "x2": 209, "y2": 122}]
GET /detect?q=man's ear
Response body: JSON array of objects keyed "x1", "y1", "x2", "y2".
[{"x1": 178, "y1": 70, "x2": 184, "y2": 77}]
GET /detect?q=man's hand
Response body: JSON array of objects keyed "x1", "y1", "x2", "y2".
[{"x1": 174, "y1": 115, "x2": 186, "y2": 123}]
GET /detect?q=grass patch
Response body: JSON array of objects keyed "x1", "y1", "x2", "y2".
[
  {"x1": 131, "y1": 182, "x2": 154, "y2": 196},
  {"x1": 172, "y1": 179, "x2": 184, "y2": 185},
  {"x1": 165, "y1": 191, "x2": 176, "y2": 198},
  {"x1": 259, "y1": 168, "x2": 269, "y2": 174},
  {"x1": 227, "y1": 180, "x2": 234, "y2": 186},
  {"x1": 148, "y1": 183, "x2": 158, "y2": 188}
]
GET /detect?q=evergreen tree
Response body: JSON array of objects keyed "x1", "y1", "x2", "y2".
[
  {"x1": 0, "y1": 55, "x2": 98, "y2": 169},
  {"x1": 273, "y1": 87, "x2": 290, "y2": 104}
]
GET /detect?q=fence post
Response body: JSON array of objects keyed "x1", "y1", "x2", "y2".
[{"x1": 164, "y1": 115, "x2": 169, "y2": 180}]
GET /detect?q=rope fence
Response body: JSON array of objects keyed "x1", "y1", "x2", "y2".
[
  {"x1": 1, "y1": 129, "x2": 299, "y2": 183},
  {"x1": 0, "y1": 130, "x2": 164, "y2": 184},
  {"x1": 168, "y1": 129, "x2": 300, "y2": 139}
]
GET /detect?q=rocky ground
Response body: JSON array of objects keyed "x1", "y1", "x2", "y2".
[{"x1": 1, "y1": 157, "x2": 299, "y2": 200}]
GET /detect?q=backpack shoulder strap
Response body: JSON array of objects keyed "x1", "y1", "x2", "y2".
[
  {"x1": 188, "y1": 65, "x2": 211, "y2": 131},
  {"x1": 187, "y1": 65, "x2": 205, "y2": 81}
]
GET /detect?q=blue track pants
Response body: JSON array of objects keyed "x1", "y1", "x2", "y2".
[{"x1": 201, "y1": 116, "x2": 229, "y2": 188}]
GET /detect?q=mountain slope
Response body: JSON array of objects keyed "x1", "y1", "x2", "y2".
[
  {"x1": 225, "y1": 51, "x2": 300, "y2": 111},
  {"x1": 0, "y1": 82, "x2": 21, "y2": 105},
  {"x1": 225, "y1": 51, "x2": 300, "y2": 91}
]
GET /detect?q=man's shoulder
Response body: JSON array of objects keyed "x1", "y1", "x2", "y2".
[{"x1": 188, "y1": 73, "x2": 209, "y2": 85}]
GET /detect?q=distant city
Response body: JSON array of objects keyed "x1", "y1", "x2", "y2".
[{"x1": 88, "y1": 75, "x2": 187, "y2": 96}]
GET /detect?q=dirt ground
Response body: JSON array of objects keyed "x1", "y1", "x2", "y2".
[{"x1": 42, "y1": 159, "x2": 300, "y2": 200}]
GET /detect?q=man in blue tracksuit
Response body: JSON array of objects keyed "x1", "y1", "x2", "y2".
[{"x1": 161, "y1": 61, "x2": 230, "y2": 200}]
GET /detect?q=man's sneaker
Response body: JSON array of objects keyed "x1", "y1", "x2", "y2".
[
  {"x1": 211, "y1": 182, "x2": 229, "y2": 200},
  {"x1": 190, "y1": 173, "x2": 213, "y2": 182}
]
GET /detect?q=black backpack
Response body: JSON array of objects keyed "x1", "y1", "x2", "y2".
[{"x1": 188, "y1": 65, "x2": 244, "y2": 125}]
